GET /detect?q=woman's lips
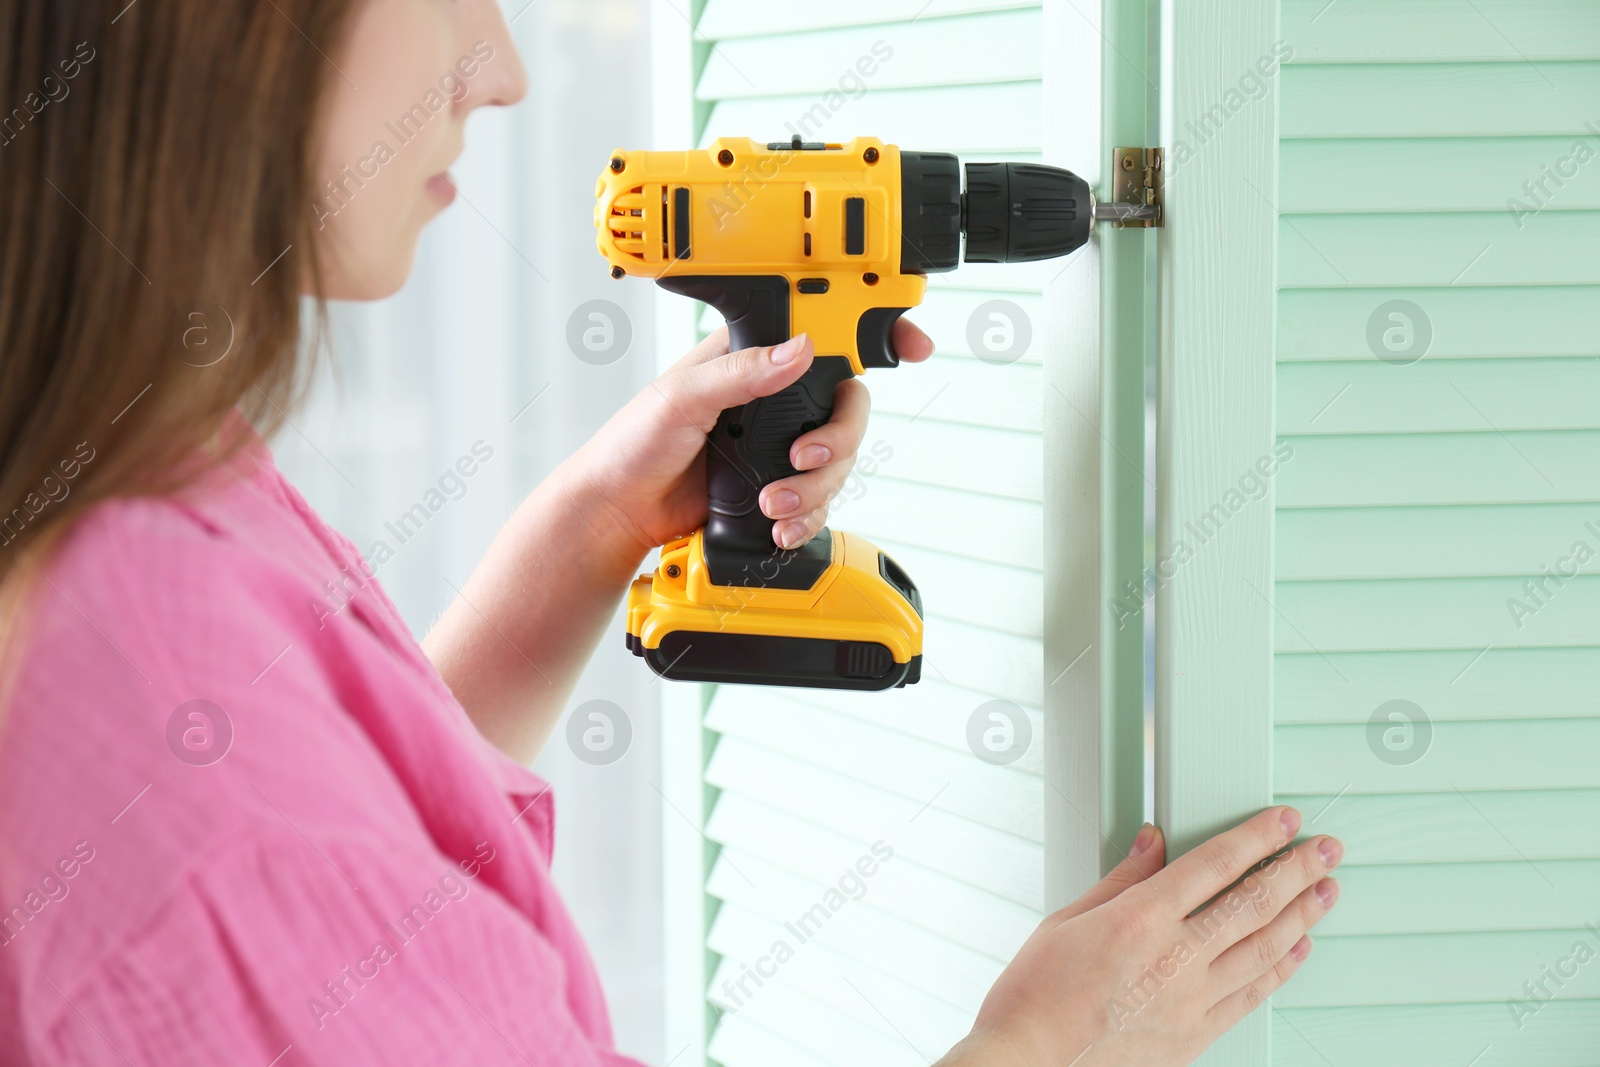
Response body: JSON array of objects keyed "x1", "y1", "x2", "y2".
[{"x1": 426, "y1": 172, "x2": 457, "y2": 205}]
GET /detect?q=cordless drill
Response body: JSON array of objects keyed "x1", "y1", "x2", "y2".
[{"x1": 595, "y1": 135, "x2": 1140, "y2": 691}]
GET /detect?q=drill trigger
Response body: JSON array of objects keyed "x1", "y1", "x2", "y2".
[{"x1": 856, "y1": 306, "x2": 911, "y2": 369}]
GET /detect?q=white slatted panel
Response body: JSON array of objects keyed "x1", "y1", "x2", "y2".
[{"x1": 686, "y1": 3, "x2": 1048, "y2": 1061}]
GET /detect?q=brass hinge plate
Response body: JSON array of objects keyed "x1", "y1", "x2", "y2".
[{"x1": 1109, "y1": 147, "x2": 1164, "y2": 228}]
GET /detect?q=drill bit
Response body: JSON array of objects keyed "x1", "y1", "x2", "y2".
[{"x1": 1092, "y1": 201, "x2": 1161, "y2": 225}]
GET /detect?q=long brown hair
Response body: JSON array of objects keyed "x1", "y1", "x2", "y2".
[{"x1": 0, "y1": 2, "x2": 360, "y2": 600}]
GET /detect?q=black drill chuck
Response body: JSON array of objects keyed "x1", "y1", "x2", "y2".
[{"x1": 899, "y1": 152, "x2": 1093, "y2": 273}]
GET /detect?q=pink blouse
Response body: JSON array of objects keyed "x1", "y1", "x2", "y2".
[{"x1": 0, "y1": 418, "x2": 643, "y2": 1066}]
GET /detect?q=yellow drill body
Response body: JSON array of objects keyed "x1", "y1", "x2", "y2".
[{"x1": 594, "y1": 135, "x2": 1094, "y2": 689}]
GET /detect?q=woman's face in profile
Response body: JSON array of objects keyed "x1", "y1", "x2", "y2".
[{"x1": 312, "y1": 0, "x2": 527, "y2": 301}]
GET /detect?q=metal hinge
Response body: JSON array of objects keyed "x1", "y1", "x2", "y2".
[{"x1": 1100, "y1": 147, "x2": 1164, "y2": 228}]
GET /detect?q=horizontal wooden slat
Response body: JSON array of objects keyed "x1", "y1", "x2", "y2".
[
  {"x1": 1274, "y1": 1001, "x2": 1600, "y2": 1067},
  {"x1": 1278, "y1": 285, "x2": 1600, "y2": 362},
  {"x1": 707, "y1": 859, "x2": 1001, "y2": 1010},
  {"x1": 1277, "y1": 646, "x2": 1600, "y2": 723},
  {"x1": 1279, "y1": 211, "x2": 1600, "y2": 288},
  {"x1": 1278, "y1": 431, "x2": 1600, "y2": 508},
  {"x1": 846, "y1": 478, "x2": 1041, "y2": 570},
  {"x1": 703, "y1": 82, "x2": 1042, "y2": 154},
  {"x1": 866, "y1": 413, "x2": 1042, "y2": 502},
  {"x1": 1282, "y1": 0, "x2": 1600, "y2": 63},
  {"x1": 1280, "y1": 788, "x2": 1600, "y2": 865},
  {"x1": 1276, "y1": 929, "x2": 1600, "y2": 1007},
  {"x1": 1316, "y1": 859, "x2": 1600, "y2": 936},
  {"x1": 705, "y1": 739, "x2": 1045, "y2": 908},
  {"x1": 1274, "y1": 575, "x2": 1600, "y2": 652},
  {"x1": 1281, "y1": 137, "x2": 1600, "y2": 214},
  {"x1": 707, "y1": 688, "x2": 1042, "y2": 839},
  {"x1": 923, "y1": 615, "x2": 1041, "y2": 707},
  {"x1": 1276, "y1": 718, "x2": 1600, "y2": 793},
  {"x1": 1277, "y1": 503, "x2": 1600, "y2": 581},
  {"x1": 1281, "y1": 62, "x2": 1600, "y2": 138},
  {"x1": 871, "y1": 354, "x2": 1044, "y2": 433},
  {"x1": 697, "y1": 10, "x2": 1041, "y2": 98},
  {"x1": 868, "y1": 537, "x2": 1042, "y2": 639},
  {"x1": 697, "y1": 0, "x2": 1038, "y2": 40},
  {"x1": 754, "y1": 676, "x2": 1044, "y2": 772},
  {"x1": 1279, "y1": 359, "x2": 1600, "y2": 435},
  {"x1": 705, "y1": 795, "x2": 1040, "y2": 957},
  {"x1": 707, "y1": 936, "x2": 971, "y2": 1056},
  {"x1": 709, "y1": 1014, "x2": 833, "y2": 1067},
  {"x1": 706, "y1": 970, "x2": 927, "y2": 1066}
]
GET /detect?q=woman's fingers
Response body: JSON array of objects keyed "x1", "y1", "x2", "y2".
[
  {"x1": 1207, "y1": 936, "x2": 1314, "y2": 1033},
  {"x1": 891, "y1": 316, "x2": 936, "y2": 363},
  {"x1": 771, "y1": 506, "x2": 828, "y2": 550},
  {"x1": 787, "y1": 377, "x2": 869, "y2": 472},
  {"x1": 1148, "y1": 806, "x2": 1303, "y2": 918},
  {"x1": 672, "y1": 325, "x2": 730, "y2": 370},
  {"x1": 1207, "y1": 874, "x2": 1338, "y2": 990},
  {"x1": 1185, "y1": 833, "x2": 1344, "y2": 963},
  {"x1": 759, "y1": 378, "x2": 869, "y2": 535},
  {"x1": 657, "y1": 333, "x2": 815, "y2": 431},
  {"x1": 1045, "y1": 823, "x2": 1167, "y2": 926}
]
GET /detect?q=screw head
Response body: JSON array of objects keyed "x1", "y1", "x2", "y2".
[
  {"x1": 665, "y1": 564, "x2": 682, "y2": 579},
  {"x1": 863, "y1": 147, "x2": 880, "y2": 164},
  {"x1": 1120, "y1": 154, "x2": 1136, "y2": 171},
  {"x1": 718, "y1": 149, "x2": 734, "y2": 166},
  {"x1": 610, "y1": 265, "x2": 625, "y2": 279},
  {"x1": 863, "y1": 272, "x2": 879, "y2": 285},
  {"x1": 610, "y1": 157, "x2": 625, "y2": 172}
]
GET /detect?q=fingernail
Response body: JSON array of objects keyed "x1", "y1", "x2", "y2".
[
  {"x1": 770, "y1": 333, "x2": 808, "y2": 365},
  {"x1": 1290, "y1": 935, "x2": 1312, "y2": 961},
  {"x1": 764, "y1": 489, "x2": 800, "y2": 517},
  {"x1": 1280, "y1": 807, "x2": 1302, "y2": 839},
  {"x1": 796, "y1": 444, "x2": 831, "y2": 468},
  {"x1": 1130, "y1": 822, "x2": 1155, "y2": 856},
  {"x1": 1319, "y1": 836, "x2": 1343, "y2": 869},
  {"x1": 1315, "y1": 878, "x2": 1339, "y2": 909},
  {"x1": 776, "y1": 520, "x2": 806, "y2": 547}
]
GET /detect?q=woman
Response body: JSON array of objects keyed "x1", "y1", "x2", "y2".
[{"x1": 0, "y1": 2, "x2": 1341, "y2": 1064}]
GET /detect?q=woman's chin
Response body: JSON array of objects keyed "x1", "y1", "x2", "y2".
[{"x1": 315, "y1": 247, "x2": 419, "y2": 302}]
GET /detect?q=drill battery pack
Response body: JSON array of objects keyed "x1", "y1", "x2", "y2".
[{"x1": 624, "y1": 527, "x2": 923, "y2": 690}]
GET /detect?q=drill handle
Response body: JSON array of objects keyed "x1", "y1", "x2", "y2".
[{"x1": 659, "y1": 275, "x2": 855, "y2": 589}]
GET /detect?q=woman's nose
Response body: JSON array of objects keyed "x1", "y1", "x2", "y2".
[{"x1": 463, "y1": 2, "x2": 529, "y2": 110}]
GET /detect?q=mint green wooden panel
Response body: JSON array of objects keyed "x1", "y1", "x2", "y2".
[
  {"x1": 1275, "y1": 1003, "x2": 1600, "y2": 1067},
  {"x1": 1278, "y1": 287, "x2": 1600, "y2": 362},
  {"x1": 1283, "y1": 0, "x2": 1600, "y2": 62},
  {"x1": 1275, "y1": 930, "x2": 1600, "y2": 1007},
  {"x1": 1283, "y1": 788, "x2": 1600, "y2": 863},
  {"x1": 1314, "y1": 860, "x2": 1600, "y2": 935},
  {"x1": 1281, "y1": 138, "x2": 1600, "y2": 214},
  {"x1": 1279, "y1": 432, "x2": 1600, "y2": 507},
  {"x1": 1282, "y1": 63, "x2": 1600, "y2": 137},
  {"x1": 1269, "y1": 3, "x2": 1600, "y2": 1055},
  {"x1": 1278, "y1": 647, "x2": 1600, "y2": 722},
  {"x1": 1279, "y1": 212, "x2": 1600, "y2": 288}
]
